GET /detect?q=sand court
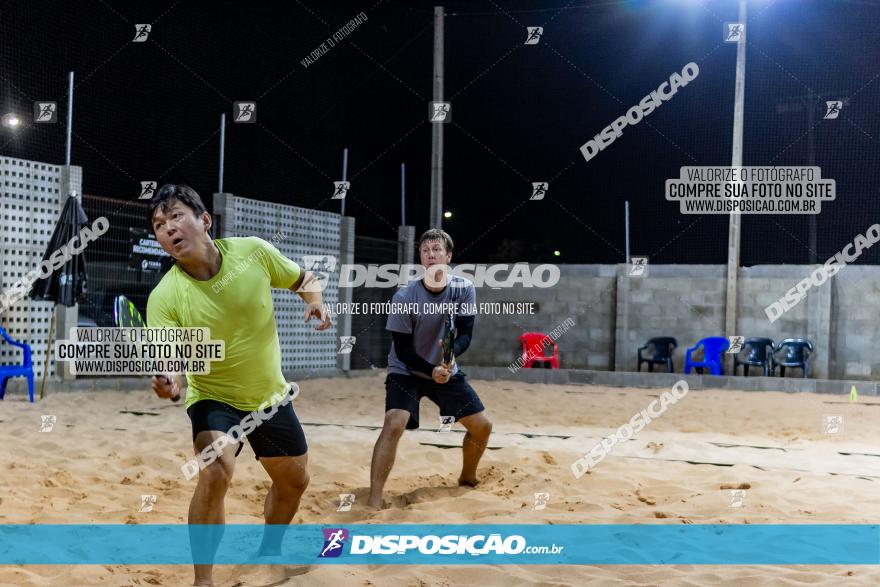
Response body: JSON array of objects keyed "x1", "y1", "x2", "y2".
[{"x1": 2, "y1": 376, "x2": 879, "y2": 585}]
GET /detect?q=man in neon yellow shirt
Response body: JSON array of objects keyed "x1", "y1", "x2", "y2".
[{"x1": 146, "y1": 184, "x2": 330, "y2": 587}]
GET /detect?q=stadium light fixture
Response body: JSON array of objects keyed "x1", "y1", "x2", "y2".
[{"x1": 1, "y1": 113, "x2": 21, "y2": 129}]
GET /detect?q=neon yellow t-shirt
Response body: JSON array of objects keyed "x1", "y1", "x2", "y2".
[{"x1": 146, "y1": 237, "x2": 300, "y2": 411}]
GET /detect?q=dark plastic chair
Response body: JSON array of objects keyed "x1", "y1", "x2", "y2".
[
  {"x1": 733, "y1": 337, "x2": 774, "y2": 376},
  {"x1": 684, "y1": 336, "x2": 730, "y2": 375},
  {"x1": 771, "y1": 338, "x2": 814, "y2": 378},
  {"x1": 0, "y1": 325, "x2": 34, "y2": 403},
  {"x1": 637, "y1": 337, "x2": 677, "y2": 372}
]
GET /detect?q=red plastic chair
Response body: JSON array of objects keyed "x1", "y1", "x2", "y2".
[{"x1": 518, "y1": 332, "x2": 559, "y2": 369}]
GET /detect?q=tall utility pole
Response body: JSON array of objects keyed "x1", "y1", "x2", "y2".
[
  {"x1": 400, "y1": 162, "x2": 406, "y2": 226},
  {"x1": 429, "y1": 6, "x2": 445, "y2": 229},
  {"x1": 725, "y1": 0, "x2": 747, "y2": 347}
]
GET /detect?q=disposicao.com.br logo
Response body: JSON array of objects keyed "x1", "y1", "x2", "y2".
[
  {"x1": 300, "y1": 257, "x2": 561, "y2": 290},
  {"x1": 319, "y1": 528, "x2": 349, "y2": 558},
  {"x1": 317, "y1": 528, "x2": 563, "y2": 558}
]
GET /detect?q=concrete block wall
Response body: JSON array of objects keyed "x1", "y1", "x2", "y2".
[
  {"x1": 829, "y1": 266, "x2": 880, "y2": 379},
  {"x1": 461, "y1": 265, "x2": 616, "y2": 370},
  {"x1": 614, "y1": 265, "x2": 831, "y2": 379},
  {"x1": 463, "y1": 262, "x2": 867, "y2": 381},
  {"x1": 0, "y1": 157, "x2": 81, "y2": 384},
  {"x1": 614, "y1": 265, "x2": 726, "y2": 373},
  {"x1": 738, "y1": 266, "x2": 831, "y2": 378}
]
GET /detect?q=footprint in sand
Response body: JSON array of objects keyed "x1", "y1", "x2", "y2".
[
  {"x1": 41, "y1": 471, "x2": 75, "y2": 488},
  {"x1": 646, "y1": 441, "x2": 664, "y2": 453},
  {"x1": 635, "y1": 488, "x2": 656, "y2": 505},
  {"x1": 719, "y1": 482, "x2": 751, "y2": 490},
  {"x1": 159, "y1": 478, "x2": 181, "y2": 490},
  {"x1": 654, "y1": 511, "x2": 692, "y2": 523}
]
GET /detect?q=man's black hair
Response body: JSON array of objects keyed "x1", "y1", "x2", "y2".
[{"x1": 149, "y1": 184, "x2": 208, "y2": 225}]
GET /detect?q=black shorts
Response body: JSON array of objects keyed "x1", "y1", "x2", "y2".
[
  {"x1": 186, "y1": 397, "x2": 308, "y2": 459},
  {"x1": 385, "y1": 372, "x2": 485, "y2": 430}
]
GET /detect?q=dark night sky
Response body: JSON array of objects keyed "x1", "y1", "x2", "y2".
[{"x1": 2, "y1": 0, "x2": 879, "y2": 265}]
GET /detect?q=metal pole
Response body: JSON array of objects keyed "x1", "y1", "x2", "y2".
[
  {"x1": 621, "y1": 200, "x2": 631, "y2": 375},
  {"x1": 40, "y1": 305, "x2": 57, "y2": 400},
  {"x1": 725, "y1": 0, "x2": 747, "y2": 348},
  {"x1": 54, "y1": 70, "x2": 76, "y2": 395},
  {"x1": 429, "y1": 6, "x2": 445, "y2": 229},
  {"x1": 400, "y1": 162, "x2": 406, "y2": 226},
  {"x1": 65, "y1": 72, "x2": 74, "y2": 166},
  {"x1": 341, "y1": 147, "x2": 348, "y2": 216},
  {"x1": 218, "y1": 113, "x2": 226, "y2": 193},
  {"x1": 807, "y1": 89, "x2": 817, "y2": 264}
]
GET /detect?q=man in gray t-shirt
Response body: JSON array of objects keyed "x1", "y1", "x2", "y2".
[
  {"x1": 367, "y1": 229, "x2": 493, "y2": 509},
  {"x1": 385, "y1": 272, "x2": 475, "y2": 379}
]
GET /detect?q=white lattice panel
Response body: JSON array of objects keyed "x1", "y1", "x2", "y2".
[
  {"x1": 226, "y1": 196, "x2": 340, "y2": 370},
  {"x1": 0, "y1": 157, "x2": 72, "y2": 384}
]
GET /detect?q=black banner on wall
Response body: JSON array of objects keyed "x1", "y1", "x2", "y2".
[{"x1": 129, "y1": 228, "x2": 170, "y2": 272}]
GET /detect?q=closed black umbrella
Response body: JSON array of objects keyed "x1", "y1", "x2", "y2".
[
  {"x1": 29, "y1": 193, "x2": 90, "y2": 306},
  {"x1": 28, "y1": 192, "x2": 92, "y2": 399}
]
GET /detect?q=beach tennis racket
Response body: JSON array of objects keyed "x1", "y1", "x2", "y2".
[
  {"x1": 113, "y1": 295, "x2": 179, "y2": 402},
  {"x1": 441, "y1": 314, "x2": 455, "y2": 366},
  {"x1": 114, "y1": 294, "x2": 145, "y2": 328}
]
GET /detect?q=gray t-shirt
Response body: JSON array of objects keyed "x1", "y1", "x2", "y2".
[{"x1": 386, "y1": 275, "x2": 476, "y2": 378}]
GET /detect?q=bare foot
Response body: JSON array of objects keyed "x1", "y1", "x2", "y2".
[
  {"x1": 367, "y1": 497, "x2": 385, "y2": 510},
  {"x1": 458, "y1": 476, "x2": 479, "y2": 487}
]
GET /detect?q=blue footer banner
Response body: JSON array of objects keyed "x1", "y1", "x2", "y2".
[{"x1": 1, "y1": 525, "x2": 877, "y2": 565}]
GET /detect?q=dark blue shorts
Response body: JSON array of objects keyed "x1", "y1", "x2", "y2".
[
  {"x1": 385, "y1": 372, "x2": 485, "y2": 430},
  {"x1": 186, "y1": 398, "x2": 308, "y2": 459}
]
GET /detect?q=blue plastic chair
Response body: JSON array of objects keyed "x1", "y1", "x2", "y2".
[
  {"x1": 0, "y1": 326, "x2": 35, "y2": 403},
  {"x1": 684, "y1": 336, "x2": 730, "y2": 375}
]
